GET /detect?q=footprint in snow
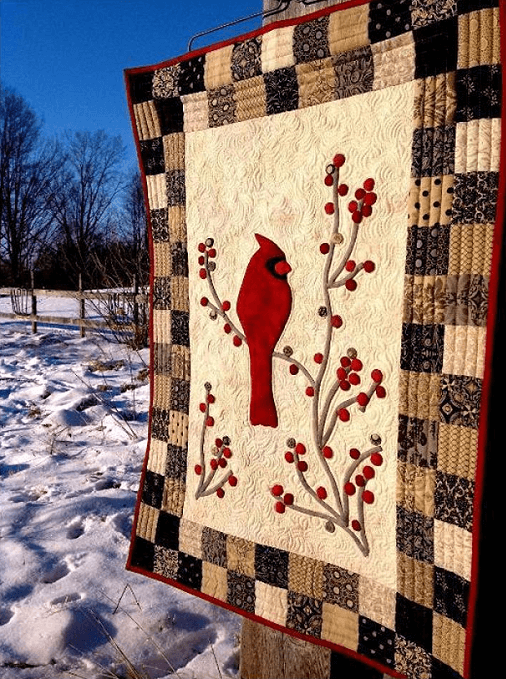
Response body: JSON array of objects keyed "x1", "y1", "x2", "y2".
[
  {"x1": 40, "y1": 561, "x2": 70, "y2": 584},
  {"x1": 50, "y1": 592, "x2": 82, "y2": 606},
  {"x1": 66, "y1": 520, "x2": 85, "y2": 540},
  {"x1": 0, "y1": 606, "x2": 14, "y2": 626}
]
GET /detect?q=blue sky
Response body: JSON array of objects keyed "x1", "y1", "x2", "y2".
[{"x1": 1, "y1": 0, "x2": 263, "y2": 172}]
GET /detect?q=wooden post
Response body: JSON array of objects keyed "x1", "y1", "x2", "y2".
[
  {"x1": 78, "y1": 273, "x2": 86, "y2": 337},
  {"x1": 30, "y1": 270, "x2": 37, "y2": 334},
  {"x1": 133, "y1": 274, "x2": 139, "y2": 330}
]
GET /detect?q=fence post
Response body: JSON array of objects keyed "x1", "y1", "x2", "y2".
[
  {"x1": 30, "y1": 270, "x2": 37, "y2": 334},
  {"x1": 78, "y1": 274, "x2": 86, "y2": 338},
  {"x1": 133, "y1": 274, "x2": 139, "y2": 330}
]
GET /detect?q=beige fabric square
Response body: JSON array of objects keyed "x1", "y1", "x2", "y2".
[
  {"x1": 442, "y1": 325, "x2": 486, "y2": 379},
  {"x1": 234, "y1": 75, "x2": 267, "y2": 122},
  {"x1": 255, "y1": 581, "x2": 288, "y2": 626},
  {"x1": 321, "y1": 602, "x2": 359, "y2": 651},
  {"x1": 399, "y1": 371, "x2": 441, "y2": 421},
  {"x1": 168, "y1": 410, "x2": 189, "y2": 448},
  {"x1": 455, "y1": 118, "x2": 501, "y2": 174},
  {"x1": 438, "y1": 424, "x2": 477, "y2": 480},
  {"x1": 458, "y1": 7, "x2": 501, "y2": 69},
  {"x1": 328, "y1": 3, "x2": 369, "y2": 55},
  {"x1": 403, "y1": 275, "x2": 446, "y2": 325},
  {"x1": 397, "y1": 552, "x2": 434, "y2": 609},
  {"x1": 136, "y1": 503, "x2": 159, "y2": 543},
  {"x1": 371, "y1": 34, "x2": 415, "y2": 90},
  {"x1": 152, "y1": 374, "x2": 172, "y2": 411},
  {"x1": 178, "y1": 519, "x2": 203, "y2": 559},
  {"x1": 433, "y1": 613, "x2": 466, "y2": 676},
  {"x1": 152, "y1": 309, "x2": 171, "y2": 345},
  {"x1": 205, "y1": 44, "x2": 234, "y2": 89},
  {"x1": 261, "y1": 25, "x2": 295, "y2": 72},
  {"x1": 153, "y1": 243, "x2": 172, "y2": 277},
  {"x1": 147, "y1": 437, "x2": 168, "y2": 476},
  {"x1": 413, "y1": 73, "x2": 457, "y2": 129},
  {"x1": 296, "y1": 58, "x2": 336, "y2": 109},
  {"x1": 397, "y1": 462, "x2": 436, "y2": 517},
  {"x1": 227, "y1": 535, "x2": 256, "y2": 578},
  {"x1": 163, "y1": 132, "x2": 185, "y2": 171},
  {"x1": 182, "y1": 91, "x2": 209, "y2": 132},
  {"x1": 170, "y1": 345, "x2": 191, "y2": 381},
  {"x1": 358, "y1": 577, "x2": 396, "y2": 629},
  {"x1": 448, "y1": 223, "x2": 494, "y2": 276},
  {"x1": 288, "y1": 553, "x2": 324, "y2": 599},
  {"x1": 161, "y1": 478, "x2": 185, "y2": 516},
  {"x1": 171, "y1": 276, "x2": 190, "y2": 312},
  {"x1": 133, "y1": 101, "x2": 162, "y2": 140},
  {"x1": 408, "y1": 175, "x2": 454, "y2": 228},
  {"x1": 201, "y1": 561, "x2": 228, "y2": 600},
  {"x1": 434, "y1": 519, "x2": 473, "y2": 582},
  {"x1": 167, "y1": 206, "x2": 187, "y2": 243},
  {"x1": 146, "y1": 174, "x2": 167, "y2": 210}
]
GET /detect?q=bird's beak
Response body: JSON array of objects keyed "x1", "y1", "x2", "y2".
[{"x1": 274, "y1": 260, "x2": 292, "y2": 276}]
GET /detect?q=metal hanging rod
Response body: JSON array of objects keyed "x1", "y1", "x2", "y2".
[{"x1": 188, "y1": 0, "x2": 327, "y2": 50}]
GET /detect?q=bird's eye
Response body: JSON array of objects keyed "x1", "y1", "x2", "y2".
[{"x1": 274, "y1": 260, "x2": 291, "y2": 276}]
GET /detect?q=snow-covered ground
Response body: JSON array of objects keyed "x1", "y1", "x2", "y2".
[{"x1": 0, "y1": 296, "x2": 240, "y2": 679}]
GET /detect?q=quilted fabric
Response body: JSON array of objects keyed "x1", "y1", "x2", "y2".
[{"x1": 124, "y1": 1, "x2": 504, "y2": 677}]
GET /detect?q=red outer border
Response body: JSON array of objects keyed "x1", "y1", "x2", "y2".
[{"x1": 123, "y1": 2, "x2": 506, "y2": 678}]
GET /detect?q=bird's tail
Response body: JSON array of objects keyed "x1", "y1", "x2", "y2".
[{"x1": 248, "y1": 344, "x2": 278, "y2": 428}]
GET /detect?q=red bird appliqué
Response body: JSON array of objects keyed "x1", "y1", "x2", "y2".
[{"x1": 237, "y1": 234, "x2": 292, "y2": 428}]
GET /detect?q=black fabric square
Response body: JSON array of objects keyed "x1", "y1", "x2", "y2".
[
  {"x1": 178, "y1": 553, "x2": 202, "y2": 590},
  {"x1": 178, "y1": 55, "x2": 206, "y2": 95},
  {"x1": 414, "y1": 17, "x2": 458, "y2": 78},
  {"x1": 231, "y1": 37, "x2": 262, "y2": 81},
  {"x1": 323, "y1": 564, "x2": 359, "y2": 611},
  {"x1": 410, "y1": 0, "x2": 458, "y2": 28},
  {"x1": 153, "y1": 276, "x2": 171, "y2": 310},
  {"x1": 171, "y1": 310, "x2": 189, "y2": 347},
  {"x1": 155, "y1": 511, "x2": 180, "y2": 551},
  {"x1": 227, "y1": 571, "x2": 256, "y2": 613},
  {"x1": 130, "y1": 536, "x2": 155, "y2": 571},
  {"x1": 457, "y1": 0, "x2": 498, "y2": 14},
  {"x1": 431, "y1": 656, "x2": 465, "y2": 679},
  {"x1": 151, "y1": 406, "x2": 170, "y2": 442},
  {"x1": 401, "y1": 323, "x2": 445, "y2": 374},
  {"x1": 358, "y1": 616, "x2": 396, "y2": 669},
  {"x1": 333, "y1": 46, "x2": 374, "y2": 100},
  {"x1": 434, "y1": 567, "x2": 470, "y2": 627},
  {"x1": 444, "y1": 274, "x2": 489, "y2": 327},
  {"x1": 201, "y1": 527, "x2": 227, "y2": 567},
  {"x1": 330, "y1": 651, "x2": 384, "y2": 679},
  {"x1": 264, "y1": 67, "x2": 299, "y2": 115},
  {"x1": 142, "y1": 470, "x2": 165, "y2": 509},
  {"x1": 208, "y1": 85, "x2": 237, "y2": 127},
  {"x1": 129, "y1": 71, "x2": 153, "y2": 104},
  {"x1": 396, "y1": 595, "x2": 433, "y2": 653},
  {"x1": 456, "y1": 65, "x2": 501, "y2": 122},
  {"x1": 368, "y1": 0, "x2": 412, "y2": 43},
  {"x1": 171, "y1": 378, "x2": 190, "y2": 414},
  {"x1": 155, "y1": 97, "x2": 184, "y2": 134},
  {"x1": 396, "y1": 505, "x2": 434, "y2": 562},
  {"x1": 405, "y1": 224, "x2": 450, "y2": 275},
  {"x1": 150, "y1": 208, "x2": 169, "y2": 243},
  {"x1": 293, "y1": 15, "x2": 330, "y2": 63},
  {"x1": 411, "y1": 126, "x2": 455, "y2": 177},
  {"x1": 171, "y1": 243, "x2": 189, "y2": 277},
  {"x1": 434, "y1": 471, "x2": 474, "y2": 530},
  {"x1": 398, "y1": 415, "x2": 438, "y2": 468},
  {"x1": 440, "y1": 374, "x2": 482, "y2": 428},
  {"x1": 287, "y1": 592, "x2": 323, "y2": 638},
  {"x1": 452, "y1": 171, "x2": 499, "y2": 224},
  {"x1": 165, "y1": 443, "x2": 187, "y2": 480},
  {"x1": 255, "y1": 544, "x2": 289, "y2": 588},
  {"x1": 166, "y1": 169, "x2": 185, "y2": 206},
  {"x1": 140, "y1": 137, "x2": 165, "y2": 176}
]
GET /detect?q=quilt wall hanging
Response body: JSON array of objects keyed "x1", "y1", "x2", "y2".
[{"x1": 125, "y1": 1, "x2": 504, "y2": 677}]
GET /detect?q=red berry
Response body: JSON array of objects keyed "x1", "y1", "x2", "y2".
[
  {"x1": 344, "y1": 482, "x2": 356, "y2": 496},
  {"x1": 348, "y1": 200, "x2": 358, "y2": 213},
  {"x1": 333, "y1": 153, "x2": 345, "y2": 167},
  {"x1": 320, "y1": 242, "x2": 330, "y2": 254},
  {"x1": 275, "y1": 501, "x2": 286, "y2": 514},
  {"x1": 363, "y1": 192, "x2": 377, "y2": 205},
  {"x1": 215, "y1": 438, "x2": 223, "y2": 448},
  {"x1": 331, "y1": 314, "x2": 343, "y2": 328},
  {"x1": 345, "y1": 279, "x2": 358, "y2": 291},
  {"x1": 324, "y1": 174, "x2": 334, "y2": 186},
  {"x1": 297, "y1": 461, "x2": 308, "y2": 472},
  {"x1": 338, "y1": 408, "x2": 350, "y2": 422},
  {"x1": 340, "y1": 356, "x2": 351, "y2": 368},
  {"x1": 285, "y1": 451, "x2": 295, "y2": 463},
  {"x1": 199, "y1": 403, "x2": 207, "y2": 412},
  {"x1": 198, "y1": 243, "x2": 206, "y2": 252},
  {"x1": 222, "y1": 300, "x2": 231, "y2": 311},
  {"x1": 210, "y1": 459, "x2": 218, "y2": 470},
  {"x1": 363, "y1": 465, "x2": 375, "y2": 479},
  {"x1": 295, "y1": 442, "x2": 306, "y2": 455},
  {"x1": 355, "y1": 474, "x2": 365, "y2": 487},
  {"x1": 351, "y1": 358, "x2": 363, "y2": 371},
  {"x1": 352, "y1": 211, "x2": 363, "y2": 224},
  {"x1": 317, "y1": 486, "x2": 328, "y2": 500},
  {"x1": 271, "y1": 484, "x2": 284, "y2": 497},
  {"x1": 340, "y1": 380, "x2": 351, "y2": 391},
  {"x1": 206, "y1": 416, "x2": 214, "y2": 427},
  {"x1": 363, "y1": 490, "x2": 375, "y2": 504},
  {"x1": 338, "y1": 183, "x2": 349, "y2": 196},
  {"x1": 207, "y1": 394, "x2": 215, "y2": 404},
  {"x1": 314, "y1": 353, "x2": 324, "y2": 364},
  {"x1": 229, "y1": 475, "x2": 238, "y2": 486},
  {"x1": 352, "y1": 519, "x2": 361, "y2": 531},
  {"x1": 355, "y1": 188, "x2": 366, "y2": 200},
  {"x1": 337, "y1": 367, "x2": 347, "y2": 381},
  {"x1": 349, "y1": 372, "x2": 360, "y2": 385},
  {"x1": 362, "y1": 204, "x2": 372, "y2": 218},
  {"x1": 345, "y1": 260, "x2": 356, "y2": 272},
  {"x1": 224, "y1": 323, "x2": 231, "y2": 334},
  {"x1": 322, "y1": 446, "x2": 333, "y2": 459},
  {"x1": 195, "y1": 464, "x2": 202, "y2": 475},
  {"x1": 200, "y1": 297, "x2": 209, "y2": 306},
  {"x1": 207, "y1": 248, "x2": 216, "y2": 258},
  {"x1": 284, "y1": 493, "x2": 294, "y2": 506},
  {"x1": 305, "y1": 386, "x2": 315, "y2": 397},
  {"x1": 371, "y1": 452, "x2": 383, "y2": 466},
  {"x1": 198, "y1": 255, "x2": 205, "y2": 265},
  {"x1": 363, "y1": 178, "x2": 375, "y2": 191},
  {"x1": 325, "y1": 202, "x2": 335, "y2": 215},
  {"x1": 371, "y1": 369, "x2": 383, "y2": 383},
  {"x1": 363, "y1": 260, "x2": 376, "y2": 273},
  {"x1": 223, "y1": 447, "x2": 232, "y2": 458},
  {"x1": 216, "y1": 488, "x2": 225, "y2": 498},
  {"x1": 289, "y1": 364, "x2": 299, "y2": 375},
  {"x1": 219, "y1": 458, "x2": 227, "y2": 468},
  {"x1": 349, "y1": 448, "x2": 360, "y2": 459},
  {"x1": 233, "y1": 336, "x2": 242, "y2": 347},
  {"x1": 376, "y1": 385, "x2": 387, "y2": 398},
  {"x1": 357, "y1": 392, "x2": 369, "y2": 407},
  {"x1": 199, "y1": 268, "x2": 207, "y2": 279}
]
